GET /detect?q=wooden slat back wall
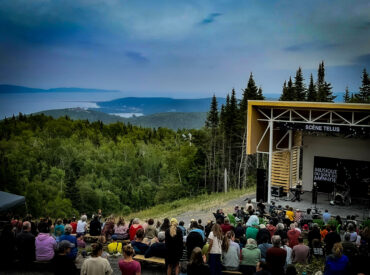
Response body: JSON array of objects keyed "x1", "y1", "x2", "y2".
[{"x1": 271, "y1": 150, "x2": 290, "y2": 192}]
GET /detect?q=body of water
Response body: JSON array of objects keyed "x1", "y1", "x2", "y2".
[{"x1": 0, "y1": 91, "x2": 127, "y2": 118}]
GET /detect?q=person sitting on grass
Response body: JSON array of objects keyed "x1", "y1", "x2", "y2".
[
  {"x1": 52, "y1": 240, "x2": 78, "y2": 275},
  {"x1": 113, "y1": 217, "x2": 129, "y2": 240},
  {"x1": 292, "y1": 237, "x2": 309, "y2": 264},
  {"x1": 108, "y1": 235, "x2": 122, "y2": 254},
  {"x1": 131, "y1": 228, "x2": 149, "y2": 255},
  {"x1": 129, "y1": 218, "x2": 143, "y2": 241},
  {"x1": 255, "y1": 260, "x2": 271, "y2": 275},
  {"x1": 59, "y1": 224, "x2": 78, "y2": 259},
  {"x1": 76, "y1": 215, "x2": 87, "y2": 236},
  {"x1": 240, "y1": 238, "x2": 261, "y2": 275},
  {"x1": 81, "y1": 243, "x2": 113, "y2": 275},
  {"x1": 76, "y1": 234, "x2": 86, "y2": 248}
]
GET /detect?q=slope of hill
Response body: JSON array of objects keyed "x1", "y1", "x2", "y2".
[
  {"x1": 34, "y1": 108, "x2": 207, "y2": 130},
  {"x1": 96, "y1": 97, "x2": 227, "y2": 115}
]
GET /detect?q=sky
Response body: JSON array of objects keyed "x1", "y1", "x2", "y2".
[{"x1": 0, "y1": 0, "x2": 369, "y2": 98}]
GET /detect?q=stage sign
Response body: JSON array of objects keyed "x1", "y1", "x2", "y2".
[
  {"x1": 313, "y1": 156, "x2": 370, "y2": 198},
  {"x1": 313, "y1": 156, "x2": 337, "y2": 193},
  {"x1": 277, "y1": 122, "x2": 370, "y2": 136}
]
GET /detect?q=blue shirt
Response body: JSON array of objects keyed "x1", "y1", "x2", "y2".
[
  {"x1": 59, "y1": 234, "x2": 78, "y2": 259},
  {"x1": 324, "y1": 255, "x2": 348, "y2": 275},
  {"x1": 323, "y1": 213, "x2": 331, "y2": 224}
]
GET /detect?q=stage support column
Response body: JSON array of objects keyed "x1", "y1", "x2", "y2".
[
  {"x1": 288, "y1": 129, "x2": 292, "y2": 199},
  {"x1": 267, "y1": 120, "x2": 273, "y2": 204}
]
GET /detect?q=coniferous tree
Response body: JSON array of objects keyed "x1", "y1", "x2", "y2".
[
  {"x1": 356, "y1": 68, "x2": 370, "y2": 103},
  {"x1": 306, "y1": 74, "x2": 317, "y2": 101},
  {"x1": 316, "y1": 61, "x2": 336, "y2": 102},
  {"x1": 280, "y1": 77, "x2": 295, "y2": 101},
  {"x1": 205, "y1": 94, "x2": 219, "y2": 128},
  {"x1": 294, "y1": 67, "x2": 306, "y2": 101},
  {"x1": 343, "y1": 86, "x2": 350, "y2": 103}
]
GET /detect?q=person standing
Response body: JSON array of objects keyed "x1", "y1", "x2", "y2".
[
  {"x1": 118, "y1": 245, "x2": 141, "y2": 275},
  {"x1": 266, "y1": 235, "x2": 286, "y2": 275},
  {"x1": 292, "y1": 237, "x2": 310, "y2": 264},
  {"x1": 324, "y1": 243, "x2": 348, "y2": 275},
  {"x1": 165, "y1": 218, "x2": 183, "y2": 275},
  {"x1": 207, "y1": 223, "x2": 223, "y2": 275},
  {"x1": 312, "y1": 182, "x2": 318, "y2": 204},
  {"x1": 81, "y1": 243, "x2": 113, "y2": 275},
  {"x1": 323, "y1": 210, "x2": 331, "y2": 225},
  {"x1": 16, "y1": 221, "x2": 35, "y2": 268}
]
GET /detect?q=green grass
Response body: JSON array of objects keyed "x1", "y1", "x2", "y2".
[{"x1": 121, "y1": 186, "x2": 255, "y2": 221}]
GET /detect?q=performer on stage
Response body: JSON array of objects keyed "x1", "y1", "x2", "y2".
[
  {"x1": 295, "y1": 181, "x2": 302, "y2": 202},
  {"x1": 312, "y1": 182, "x2": 318, "y2": 204}
]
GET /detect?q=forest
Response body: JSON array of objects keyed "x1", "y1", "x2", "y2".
[{"x1": 0, "y1": 62, "x2": 368, "y2": 218}]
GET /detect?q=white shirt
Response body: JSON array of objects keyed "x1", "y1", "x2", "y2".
[
  {"x1": 77, "y1": 220, "x2": 87, "y2": 233},
  {"x1": 208, "y1": 231, "x2": 222, "y2": 254},
  {"x1": 283, "y1": 245, "x2": 292, "y2": 265},
  {"x1": 81, "y1": 256, "x2": 113, "y2": 275}
]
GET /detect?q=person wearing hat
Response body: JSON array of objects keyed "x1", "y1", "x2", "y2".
[
  {"x1": 145, "y1": 231, "x2": 167, "y2": 258},
  {"x1": 107, "y1": 235, "x2": 122, "y2": 254},
  {"x1": 165, "y1": 218, "x2": 183, "y2": 275},
  {"x1": 52, "y1": 240, "x2": 78, "y2": 275}
]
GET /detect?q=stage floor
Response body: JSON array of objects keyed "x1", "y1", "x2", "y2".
[{"x1": 270, "y1": 191, "x2": 370, "y2": 221}]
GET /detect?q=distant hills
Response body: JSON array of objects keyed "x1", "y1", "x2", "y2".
[
  {"x1": 0, "y1": 84, "x2": 119, "y2": 93},
  {"x1": 34, "y1": 108, "x2": 207, "y2": 130},
  {"x1": 95, "y1": 97, "x2": 227, "y2": 115}
]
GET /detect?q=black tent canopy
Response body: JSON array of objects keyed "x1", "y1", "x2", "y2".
[{"x1": 0, "y1": 191, "x2": 26, "y2": 212}]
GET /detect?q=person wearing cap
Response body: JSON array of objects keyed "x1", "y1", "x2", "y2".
[
  {"x1": 145, "y1": 231, "x2": 167, "y2": 258},
  {"x1": 52, "y1": 240, "x2": 77, "y2": 275},
  {"x1": 59, "y1": 224, "x2": 78, "y2": 259},
  {"x1": 108, "y1": 235, "x2": 122, "y2": 254},
  {"x1": 165, "y1": 218, "x2": 183, "y2": 275}
]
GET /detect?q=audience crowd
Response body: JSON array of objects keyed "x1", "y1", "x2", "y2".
[{"x1": 0, "y1": 201, "x2": 369, "y2": 275}]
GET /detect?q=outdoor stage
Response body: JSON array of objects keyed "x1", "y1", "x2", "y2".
[{"x1": 270, "y1": 191, "x2": 370, "y2": 221}]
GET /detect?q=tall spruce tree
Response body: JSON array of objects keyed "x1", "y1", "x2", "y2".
[
  {"x1": 280, "y1": 77, "x2": 295, "y2": 101},
  {"x1": 239, "y1": 73, "x2": 259, "y2": 125},
  {"x1": 316, "y1": 61, "x2": 336, "y2": 102},
  {"x1": 205, "y1": 94, "x2": 219, "y2": 128},
  {"x1": 306, "y1": 74, "x2": 317, "y2": 101},
  {"x1": 356, "y1": 68, "x2": 370, "y2": 103},
  {"x1": 294, "y1": 67, "x2": 306, "y2": 101},
  {"x1": 343, "y1": 86, "x2": 350, "y2": 103}
]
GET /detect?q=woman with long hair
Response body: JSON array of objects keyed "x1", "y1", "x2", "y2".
[
  {"x1": 114, "y1": 217, "x2": 129, "y2": 240},
  {"x1": 207, "y1": 223, "x2": 223, "y2": 275},
  {"x1": 221, "y1": 231, "x2": 240, "y2": 271},
  {"x1": 187, "y1": 247, "x2": 210, "y2": 275},
  {"x1": 118, "y1": 245, "x2": 141, "y2": 275},
  {"x1": 165, "y1": 218, "x2": 183, "y2": 275},
  {"x1": 324, "y1": 243, "x2": 349, "y2": 275},
  {"x1": 81, "y1": 243, "x2": 113, "y2": 275}
]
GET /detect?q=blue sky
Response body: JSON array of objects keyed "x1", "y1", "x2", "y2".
[{"x1": 0, "y1": 0, "x2": 369, "y2": 98}]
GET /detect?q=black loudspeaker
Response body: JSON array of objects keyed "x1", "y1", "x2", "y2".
[{"x1": 257, "y1": 169, "x2": 268, "y2": 202}]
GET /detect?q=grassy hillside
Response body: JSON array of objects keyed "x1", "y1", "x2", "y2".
[
  {"x1": 122, "y1": 187, "x2": 255, "y2": 221},
  {"x1": 34, "y1": 108, "x2": 207, "y2": 129}
]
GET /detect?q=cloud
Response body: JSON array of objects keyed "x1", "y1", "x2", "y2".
[
  {"x1": 284, "y1": 41, "x2": 339, "y2": 52},
  {"x1": 125, "y1": 51, "x2": 149, "y2": 63},
  {"x1": 199, "y1": 13, "x2": 222, "y2": 25},
  {"x1": 352, "y1": 53, "x2": 370, "y2": 67}
]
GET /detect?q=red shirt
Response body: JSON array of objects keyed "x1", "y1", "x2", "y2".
[
  {"x1": 129, "y1": 225, "x2": 143, "y2": 241},
  {"x1": 119, "y1": 259, "x2": 141, "y2": 275},
  {"x1": 221, "y1": 224, "x2": 234, "y2": 234},
  {"x1": 287, "y1": 229, "x2": 300, "y2": 248},
  {"x1": 70, "y1": 222, "x2": 77, "y2": 234}
]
